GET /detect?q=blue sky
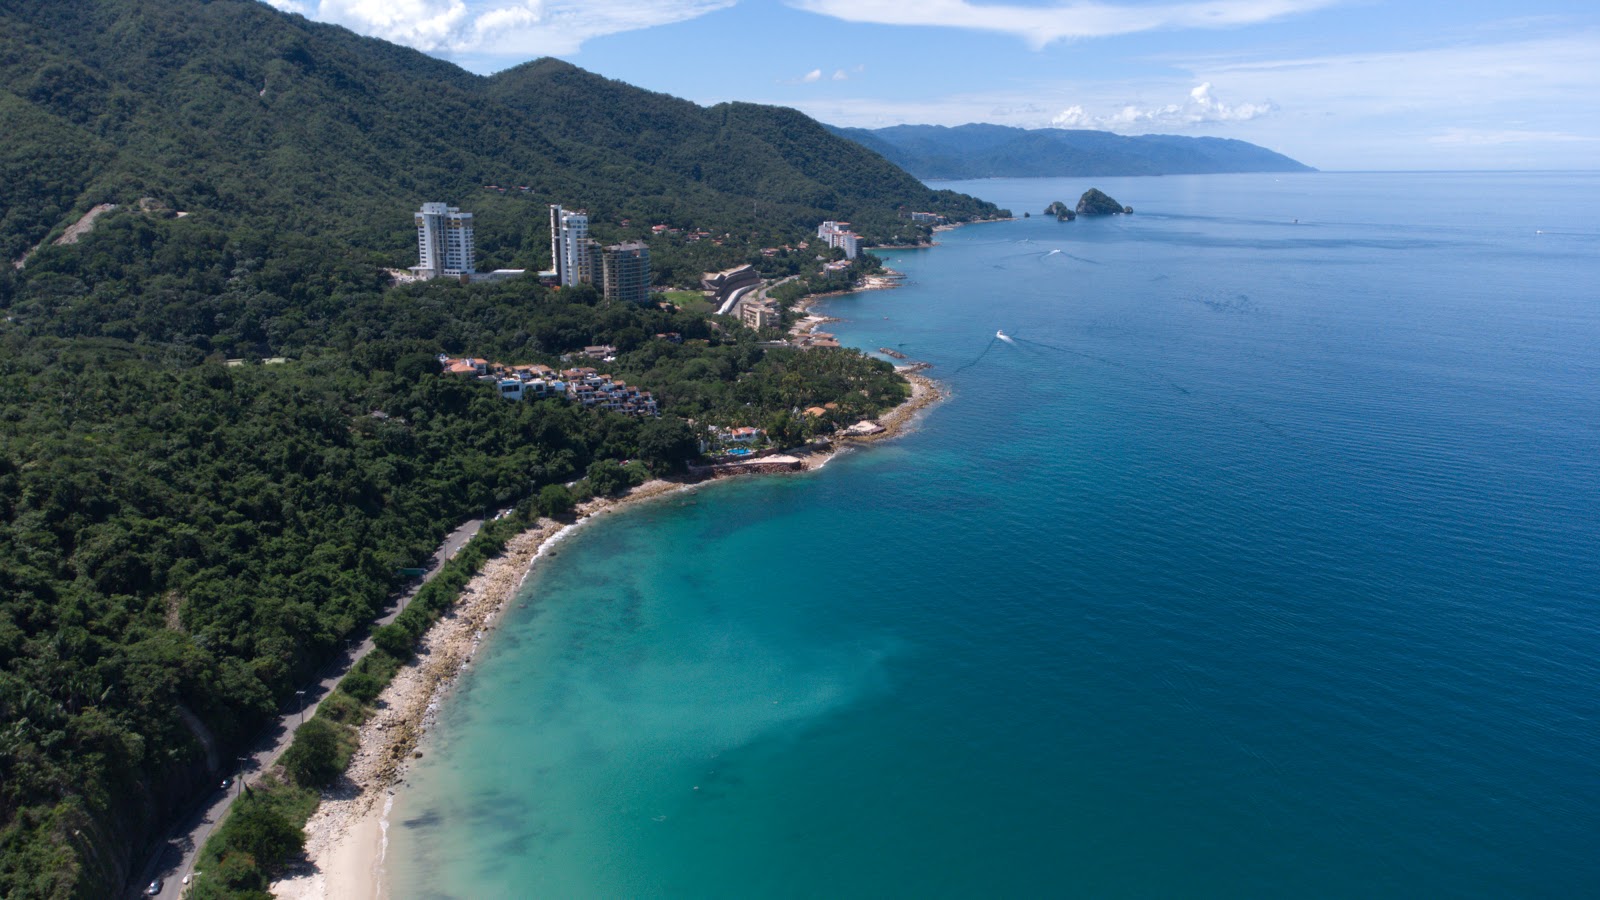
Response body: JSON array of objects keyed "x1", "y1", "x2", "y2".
[{"x1": 263, "y1": 1, "x2": 1600, "y2": 170}]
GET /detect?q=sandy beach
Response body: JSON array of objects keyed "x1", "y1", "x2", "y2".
[
  {"x1": 271, "y1": 307, "x2": 940, "y2": 900},
  {"x1": 270, "y1": 479, "x2": 694, "y2": 900}
]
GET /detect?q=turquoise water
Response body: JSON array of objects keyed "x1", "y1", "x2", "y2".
[{"x1": 389, "y1": 173, "x2": 1600, "y2": 897}]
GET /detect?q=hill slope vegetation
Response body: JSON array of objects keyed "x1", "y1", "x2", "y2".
[{"x1": 0, "y1": 0, "x2": 1000, "y2": 271}]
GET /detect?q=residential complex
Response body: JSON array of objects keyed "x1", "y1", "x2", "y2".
[
  {"x1": 439, "y1": 355, "x2": 659, "y2": 417},
  {"x1": 817, "y1": 220, "x2": 860, "y2": 259},
  {"x1": 412, "y1": 202, "x2": 475, "y2": 278},
  {"x1": 600, "y1": 242, "x2": 651, "y2": 305},
  {"x1": 408, "y1": 202, "x2": 529, "y2": 282},
  {"x1": 550, "y1": 203, "x2": 652, "y2": 303},
  {"x1": 549, "y1": 204, "x2": 592, "y2": 287}
]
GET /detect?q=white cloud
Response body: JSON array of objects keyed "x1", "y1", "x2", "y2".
[
  {"x1": 779, "y1": 68, "x2": 825, "y2": 84},
  {"x1": 1052, "y1": 82, "x2": 1274, "y2": 129},
  {"x1": 318, "y1": 0, "x2": 469, "y2": 51},
  {"x1": 779, "y1": 31, "x2": 1600, "y2": 168},
  {"x1": 285, "y1": 0, "x2": 735, "y2": 58},
  {"x1": 782, "y1": 66, "x2": 860, "y2": 85},
  {"x1": 789, "y1": 0, "x2": 1346, "y2": 50}
]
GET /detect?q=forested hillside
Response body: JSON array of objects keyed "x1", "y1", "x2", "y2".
[
  {"x1": 0, "y1": 1, "x2": 994, "y2": 896},
  {"x1": 827, "y1": 123, "x2": 1315, "y2": 179},
  {"x1": 0, "y1": 0, "x2": 998, "y2": 272}
]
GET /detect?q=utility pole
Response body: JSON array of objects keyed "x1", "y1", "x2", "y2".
[
  {"x1": 236, "y1": 758, "x2": 248, "y2": 798},
  {"x1": 296, "y1": 690, "x2": 307, "y2": 727}
]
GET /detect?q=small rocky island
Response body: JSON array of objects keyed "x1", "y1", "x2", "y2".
[
  {"x1": 1046, "y1": 189, "x2": 1134, "y2": 221},
  {"x1": 1076, "y1": 188, "x2": 1133, "y2": 216},
  {"x1": 1044, "y1": 201, "x2": 1076, "y2": 221}
]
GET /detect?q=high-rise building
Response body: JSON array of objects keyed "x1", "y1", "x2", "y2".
[
  {"x1": 549, "y1": 204, "x2": 593, "y2": 287},
  {"x1": 600, "y1": 242, "x2": 651, "y2": 304},
  {"x1": 413, "y1": 202, "x2": 475, "y2": 278},
  {"x1": 816, "y1": 220, "x2": 860, "y2": 259}
]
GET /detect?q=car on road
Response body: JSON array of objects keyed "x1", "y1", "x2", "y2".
[
  {"x1": 143, "y1": 879, "x2": 162, "y2": 895},
  {"x1": 220, "y1": 777, "x2": 231, "y2": 790}
]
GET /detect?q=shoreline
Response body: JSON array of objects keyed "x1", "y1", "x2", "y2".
[
  {"x1": 270, "y1": 356, "x2": 941, "y2": 900},
  {"x1": 787, "y1": 267, "x2": 904, "y2": 340},
  {"x1": 269, "y1": 478, "x2": 700, "y2": 900}
]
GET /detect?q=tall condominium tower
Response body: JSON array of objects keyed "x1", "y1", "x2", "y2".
[
  {"x1": 414, "y1": 202, "x2": 475, "y2": 278},
  {"x1": 600, "y1": 242, "x2": 651, "y2": 304},
  {"x1": 549, "y1": 204, "x2": 593, "y2": 287},
  {"x1": 816, "y1": 220, "x2": 859, "y2": 259}
]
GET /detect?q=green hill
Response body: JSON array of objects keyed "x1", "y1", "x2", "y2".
[
  {"x1": 0, "y1": 2, "x2": 1004, "y2": 897},
  {"x1": 0, "y1": 0, "x2": 999, "y2": 272}
]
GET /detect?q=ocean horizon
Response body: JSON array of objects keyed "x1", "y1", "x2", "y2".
[{"x1": 387, "y1": 171, "x2": 1600, "y2": 897}]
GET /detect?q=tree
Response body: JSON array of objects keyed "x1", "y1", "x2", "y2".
[
  {"x1": 281, "y1": 717, "x2": 345, "y2": 788},
  {"x1": 338, "y1": 671, "x2": 382, "y2": 703},
  {"x1": 585, "y1": 459, "x2": 629, "y2": 497},
  {"x1": 218, "y1": 796, "x2": 303, "y2": 876},
  {"x1": 190, "y1": 851, "x2": 272, "y2": 899},
  {"x1": 394, "y1": 352, "x2": 440, "y2": 381},
  {"x1": 535, "y1": 483, "x2": 575, "y2": 518},
  {"x1": 370, "y1": 623, "x2": 412, "y2": 660},
  {"x1": 636, "y1": 418, "x2": 700, "y2": 473}
]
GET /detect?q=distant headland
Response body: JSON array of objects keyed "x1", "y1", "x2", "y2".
[{"x1": 826, "y1": 123, "x2": 1314, "y2": 180}]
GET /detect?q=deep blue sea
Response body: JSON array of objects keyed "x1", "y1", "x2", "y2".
[{"x1": 389, "y1": 173, "x2": 1600, "y2": 897}]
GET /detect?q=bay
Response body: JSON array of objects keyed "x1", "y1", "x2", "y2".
[{"x1": 389, "y1": 172, "x2": 1600, "y2": 897}]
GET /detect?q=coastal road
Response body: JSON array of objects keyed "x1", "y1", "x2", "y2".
[{"x1": 130, "y1": 516, "x2": 488, "y2": 900}]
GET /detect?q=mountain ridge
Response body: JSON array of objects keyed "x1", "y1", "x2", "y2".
[
  {"x1": 0, "y1": 0, "x2": 1001, "y2": 272},
  {"x1": 826, "y1": 123, "x2": 1315, "y2": 179}
]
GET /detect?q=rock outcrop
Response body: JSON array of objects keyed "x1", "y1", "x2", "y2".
[
  {"x1": 1044, "y1": 201, "x2": 1076, "y2": 221},
  {"x1": 1076, "y1": 188, "x2": 1132, "y2": 216}
]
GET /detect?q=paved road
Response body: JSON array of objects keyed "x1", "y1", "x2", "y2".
[{"x1": 130, "y1": 516, "x2": 487, "y2": 899}]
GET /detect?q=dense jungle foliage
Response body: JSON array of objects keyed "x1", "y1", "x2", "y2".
[
  {"x1": 0, "y1": 0, "x2": 986, "y2": 894},
  {"x1": 0, "y1": 243, "x2": 908, "y2": 897}
]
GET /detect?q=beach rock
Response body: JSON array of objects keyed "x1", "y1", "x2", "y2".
[{"x1": 1076, "y1": 188, "x2": 1128, "y2": 216}]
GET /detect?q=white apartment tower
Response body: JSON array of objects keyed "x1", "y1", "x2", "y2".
[
  {"x1": 816, "y1": 220, "x2": 859, "y2": 259},
  {"x1": 549, "y1": 204, "x2": 593, "y2": 287},
  {"x1": 413, "y1": 202, "x2": 475, "y2": 278}
]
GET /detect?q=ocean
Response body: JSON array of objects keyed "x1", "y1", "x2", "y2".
[{"x1": 388, "y1": 172, "x2": 1600, "y2": 897}]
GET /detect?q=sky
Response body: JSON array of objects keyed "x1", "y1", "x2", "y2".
[{"x1": 260, "y1": 0, "x2": 1600, "y2": 170}]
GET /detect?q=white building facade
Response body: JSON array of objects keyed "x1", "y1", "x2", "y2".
[
  {"x1": 549, "y1": 204, "x2": 593, "y2": 287},
  {"x1": 413, "y1": 202, "x2": 475, "y2": 278},
  {"x1": 817, "y1": 220, "x2": 860, "y2": 260}
]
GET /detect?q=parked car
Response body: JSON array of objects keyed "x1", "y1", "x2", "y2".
[{"x1": 143, "y1": 879, "x2": 162, "y2": 896}]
